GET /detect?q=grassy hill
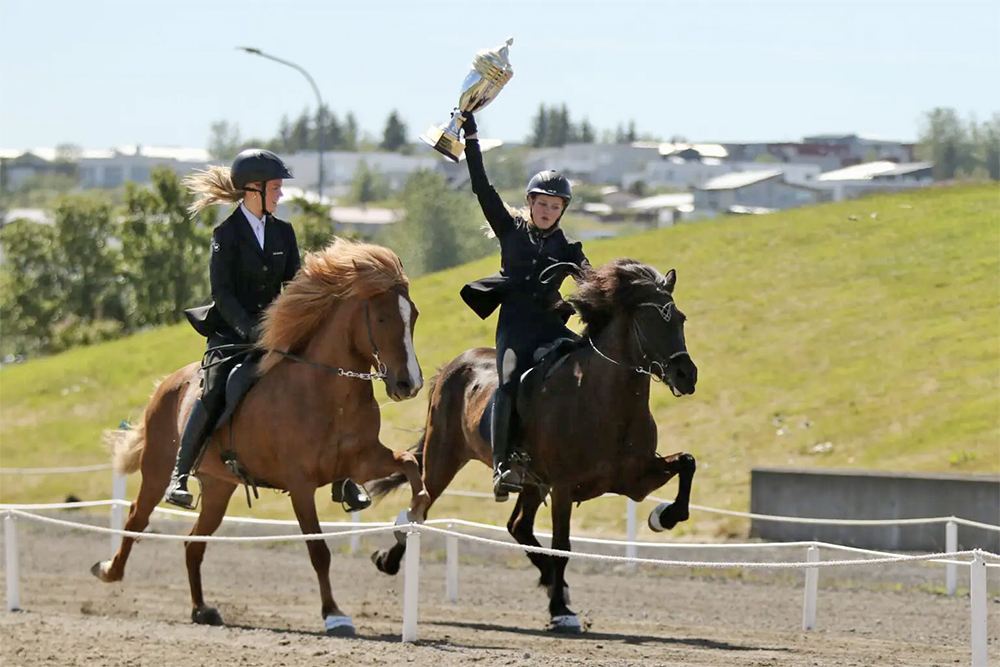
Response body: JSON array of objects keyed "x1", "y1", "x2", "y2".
[{"x1": 2, "y1": 184, "x2": 997, "y2": 540}]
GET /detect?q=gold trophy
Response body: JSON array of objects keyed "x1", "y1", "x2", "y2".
[{"x1": 421, "y1": 38, "x2": 514, "y2": 162}]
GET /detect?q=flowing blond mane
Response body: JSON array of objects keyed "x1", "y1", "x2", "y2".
[{"x1": 257, "y1": 238, "x2": 408, "y2": 373}]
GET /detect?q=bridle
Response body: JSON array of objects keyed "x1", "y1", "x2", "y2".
[
  {"x1": 588, "y1": 296, "x2": 690, "y2": 383},
  {"x1": 203, "y1": 297, "x2": 393, "y2": 382}
]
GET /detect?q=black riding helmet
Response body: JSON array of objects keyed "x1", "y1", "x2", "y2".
[
  {"x1": 231, "y1": 149, "x2": 293, "y2": 215},
  {"x1": 526, "y1": 170, "x2": 572, "y2": 230},
  {"x1": 526, "y1": 170, "x2": 572, "y2": 203}
]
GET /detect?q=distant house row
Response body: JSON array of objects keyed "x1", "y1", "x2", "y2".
[{"x1": 2, "y1": 134, "x2": 931, "y2": 225}]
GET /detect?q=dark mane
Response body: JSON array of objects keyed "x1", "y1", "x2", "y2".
[{"x1": 566, "y1": 258, "x2": 673, "y2": 338}]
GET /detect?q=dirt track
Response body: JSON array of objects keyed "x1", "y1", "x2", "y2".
[{"x1": 1, "y1": 512, "x2": 997, "y2": 667}]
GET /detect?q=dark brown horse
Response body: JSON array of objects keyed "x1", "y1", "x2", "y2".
[
  {"x1": 369, "y1": 258, "x2": 698, "y2": 632},
  {"x1": 91, "y1": 239, "x2": 430, "y2": 637}
]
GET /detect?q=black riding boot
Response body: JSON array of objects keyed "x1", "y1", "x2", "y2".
[
  {"x1": 331, "y1": 479, "x2": 372, "y2": 512},
  {"x1": 491, "y1": 387, "x2": 522, "y2": 502},
  {"x1": 164, "y1": 399, "x2": 213, "y2": 509}
]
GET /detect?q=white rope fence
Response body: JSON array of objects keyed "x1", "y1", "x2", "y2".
[
  {"x1": 0, "y1": 506, "x2": 997, "y2": 666},
  {"x1": 3, "y1": 462, "x2": 998, "y2": 597}
]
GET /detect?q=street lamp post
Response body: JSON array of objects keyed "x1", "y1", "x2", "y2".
[{"x1": 237, "y1": 47, "x2": 327, "y2": 199}]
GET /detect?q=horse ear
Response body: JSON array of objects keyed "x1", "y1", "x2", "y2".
[{"x1": 664, "y1": 269, "x2": 677, "y2": 293}]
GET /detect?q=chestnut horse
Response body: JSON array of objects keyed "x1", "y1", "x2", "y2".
[
  {"x1": 91, "y1": 239, "x2": 430, "y2": 637},
  {"x1": 369, "y1": 258, "x2": 698, "y2": 632}
]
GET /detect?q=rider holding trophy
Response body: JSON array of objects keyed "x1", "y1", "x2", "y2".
[{"x1": 424, "y1": 39, "x2": 592, "y2": 501}]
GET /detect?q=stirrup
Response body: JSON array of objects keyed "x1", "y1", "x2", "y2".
[
  {"x1": 164, "y1": 476, "x2": 196, "y2": 510},
  {"x1": 331, "y1": 479, "x2": 372, "y2": 513},
  {"x1": 493, "y1": 466, "x2": 522, "y2": 503}
]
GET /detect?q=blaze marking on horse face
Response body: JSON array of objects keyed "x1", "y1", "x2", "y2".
[{"x1": 397, "y1": 294, "x2": 422, "y2": 389}]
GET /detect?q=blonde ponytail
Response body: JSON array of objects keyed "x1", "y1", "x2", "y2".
[{"x1": 182, "y1": 165, "x2": 243, "y2": 215}]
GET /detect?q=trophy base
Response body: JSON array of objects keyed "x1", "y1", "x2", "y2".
[{"x1": 420, "y1": 126, "x2": 465, "y2": 162}]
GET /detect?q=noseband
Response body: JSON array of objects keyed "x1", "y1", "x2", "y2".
[{"x1": 589, "y1": 298, "x2": 690, "y2": 382}]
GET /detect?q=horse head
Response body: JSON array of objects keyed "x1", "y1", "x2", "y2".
[
  {"x1": 357, "y1": 283, "x2": 423, "y2": 401},
  {"x1": 567, "y1": 258, "x2": 697, "y2": 396},
  {"x1": 257, "y1": 238, "x2": 423, "y2": 402}
]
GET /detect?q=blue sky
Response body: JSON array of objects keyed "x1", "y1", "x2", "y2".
[{"x1": 1, "y1": 0, "x2": 998, "y2": 151}]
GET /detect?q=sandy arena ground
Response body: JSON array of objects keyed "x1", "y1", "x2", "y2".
[{"x1": 1, "y1": 511, "x2": 997, "y2": 667}]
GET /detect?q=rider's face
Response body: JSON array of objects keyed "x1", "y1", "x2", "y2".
[
  {"x1": 264, "y1": 180, "x2": 283, "y2": 212},
  {"x1": 529, "y1": 194, "x2": 565, "y2": 230}
]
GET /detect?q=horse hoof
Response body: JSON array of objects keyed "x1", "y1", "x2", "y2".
[
  {"x1": 90, "y1": 561, "x2": 117, "y2": 583},
  {"x1": 192, "y1": 606, "x2": 224, "y2": 626},
  {"x1": 371, "y1": 550, "x2": 400, "y2": 576},
  {"x1": 547, "y1": 614, "x2": 582, "y2": 634},
  {"x1": 393, "y1": 509, "x2": 412, "y2": 545},
  {"x1": 324, "y1": 615, "x2": 356, "y2": 638},
  {"x1": 648, "y1": 501, "x2": 689, "y2": 532}
]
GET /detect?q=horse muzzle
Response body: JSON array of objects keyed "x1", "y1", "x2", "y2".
[
  {"x1": 663, "y1": 353, "x2": 697, "y2": 397},
  {"x1": 386, "y1": 374, "x2": 423, "y2": 402}
]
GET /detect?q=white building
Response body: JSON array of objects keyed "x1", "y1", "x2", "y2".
[
  {"x1": 692, "y1": 169, "x2": 822, "y2": 215},
  {"x1": 525, "y1": 143, "x2": 662, "y2": 186},
  {"x1": 813, "y1": 161, "x2": 933, "y2": 201},
  {"x1": 78, "y1": 145, "x2": 215, "y2": 189},
  {"x1": 283, "y1": 150, "x2": 443, "y2": 196}
]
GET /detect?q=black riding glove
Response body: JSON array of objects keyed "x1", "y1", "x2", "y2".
[{"x1": 460, "y1": 111, "x2": 478, "y2": 138}]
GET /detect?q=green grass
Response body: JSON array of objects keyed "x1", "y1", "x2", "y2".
[{"x1": 2, "y1": 184, "x2": 998, "y2": 540}]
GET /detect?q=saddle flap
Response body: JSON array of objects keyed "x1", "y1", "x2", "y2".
[{"x1": 214, "y1": 355, "x2": 261, "y2": 433}]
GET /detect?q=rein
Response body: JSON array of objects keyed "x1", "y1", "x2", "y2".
[{"x1": 203, "y1": 299, "x2": 388, "y2": 382}]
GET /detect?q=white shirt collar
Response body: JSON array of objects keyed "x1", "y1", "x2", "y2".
[{"x1": 240, "y1": 204, "x2": 266, "y2": 248}]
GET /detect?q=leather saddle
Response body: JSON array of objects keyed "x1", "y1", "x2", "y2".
[{"x1": 476, "y1": 336, "x2": 582, "y2": 450}]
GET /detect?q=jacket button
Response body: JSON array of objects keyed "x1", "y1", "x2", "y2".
[{"x1": 263, "y1": 266, "x2": 269, "y2": 272}]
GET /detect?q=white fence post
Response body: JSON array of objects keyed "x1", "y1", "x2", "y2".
[
  {"x1": 110, "y1": 471, "x2": 127, "y2": 557},
  {"x1": 945, "y1": 519, "x2": 958, "y2": 596},
  {"x1": 970, "y1": 552, "x2": 987, "y2": 667},
  {"x1": 801, "y1": 545, "x2": 819, "y2": 631},
  {"x1": 445, "y1": 527, "x2": 458, "y2": 603},
  {"x1": 349, "y1": 511, "x2": 361, "y2": 555},
  {"x1": 4, "y1": 514, "x2": 20, "y2": 612},
  {"x1": 401, "y1": 528, "x2": 421, "y2": 643},
  {"x1": 625, "y1": 499, "x2": 637, "y2": 570}
]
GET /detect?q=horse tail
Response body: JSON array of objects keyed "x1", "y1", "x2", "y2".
[
  {"x1": 368, "y1": 433, "x2": 424, "y2": 500},
  {"x1": 104, "y1": 406, "x2": 149, "y2": 475}
]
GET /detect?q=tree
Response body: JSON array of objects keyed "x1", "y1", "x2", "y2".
[
  {"x1": 917, "y1": 107, "x2": 974, "y2": 180},
  {"x1": 530, "y1": 104, "x2": 549, "y2": 147},
  {"x1": 120, "y1": 167, "x2": 213, "y2": 328},
  {"x1": 207, "y1": 120, "x2": 242, "y2": 161},
  {"x1": 0, "y1": 220, "x2": 66, "y2": 355},
  {"x1": 290, "y1": 108, "x2": 312, "y2": 153},
  {"x1": 380, "y1": 109, "x2": 409, "y2": 152},
  {"x1": 349, "y1": 160, "x2": 389, "y2": 204},
  {"x1": 54, "y1": 193, "x2": 121, "y2": 323},
  {"x1": 343, "y1": 112, "x2": 360, "y2": 152},
  {"x1": 380, "y1": 170, "x2": 493, "y2": 277},
  {"x1": 626, "y1": 120, "x2": 638, "y2": 143},
  {"x1": 54, "y1": 142, "x2": 83, "y2": 163},
  {"x1": 315, "y1": 104, "x2": 343, "y2": 152},
  {"x1": 287, "y1": 197, "x2": 335, "y2": 253},
  {"x1": 579, "y1": 118, "x2": 596, "y2": 143}
]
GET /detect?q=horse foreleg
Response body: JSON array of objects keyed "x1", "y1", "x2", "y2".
[
  {"x1": 643, "y1": 452, "x2": 697, "y2": 532},
  {"x1": 506, "y1": 485, "x2": 552, "y2": 587},
  {"x1": 289, "y1": 483, "x2": 356, "y2": 637},
  {"x1": 185, "y1": 474, "x2": 236, "y2": 626},
  {"x1": 546, "y1": 485, "x2": 580, "y2": 633}
]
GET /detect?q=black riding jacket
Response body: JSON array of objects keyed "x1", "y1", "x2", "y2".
[
  {"x1": 460, "y1": 138, "x2": 590, "y2": 322},
  {"x1": 185, "y1": 207, "x2": 301, "y2": 342}
]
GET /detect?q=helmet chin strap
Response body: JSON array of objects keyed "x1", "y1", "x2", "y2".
[{"x1": 244, "y1": 181, "x2": 271, "y2": 218}]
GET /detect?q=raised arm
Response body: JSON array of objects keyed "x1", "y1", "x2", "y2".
[{"x1": 463, "y1": 113, "x2": 516, "y2": 239}]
